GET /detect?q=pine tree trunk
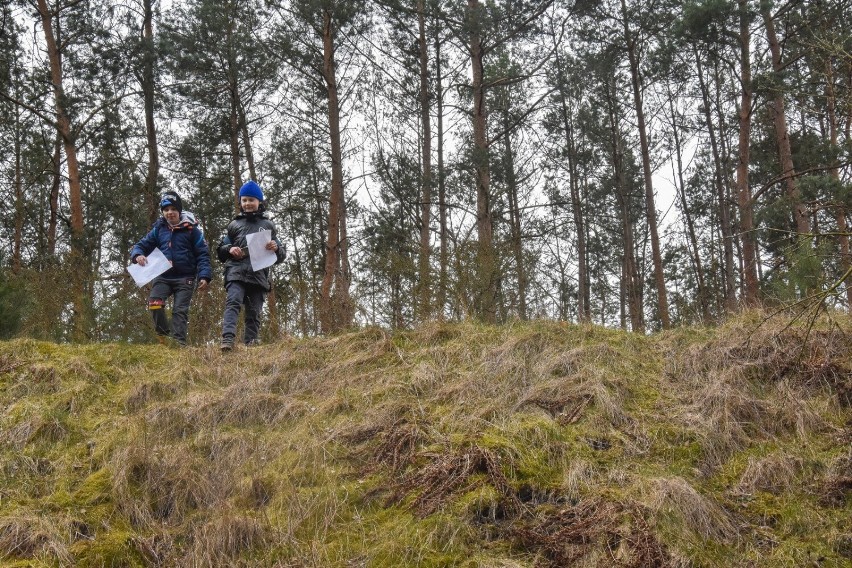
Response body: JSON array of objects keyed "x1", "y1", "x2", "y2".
[
  {"x1": 620, "y1": 0, "x2": 669, "y2": 328},
  {"x1": 435, "y1": 25, "x2": 448, "y2": 320},
  {"x1": 568, "y1": 131, "x2": 589, "y2": 322},
  {"x1": 417, "y1": 0, "x2": 433, "y2": 322},
  {"x1": 37, "y1": 0, "x2": 87, "y2": 340},
  {"x1": 13, "y1": 103, "x2": 22, "y2": 275},
  {"x1": 762, "y1": 6, "x2": 810, "y2": 237},
  {"x1": 737, "y1": 0, "x2": 759, "y2": 304},
  {"x1": 142, "y1": 0, "x2": 160, "y2": 224},
  {"x1": 239, "y1": 101, "x2": 257, "y2": 181},
  {"x1": 825, "y1": 57, "x2": 852, "y2": 307},
  {"x1": 606, "y1": 81, "x2": 643, "y2": 332},
  {"x1": 48, "y1": 135, "x2": 60, "y2": 258},
  {"x1": 468, "y1": 0, "x2": 497, "y2": 323},
  {"x1": 502, "y1": 109, "x2": 527, "y2": 320},
  {"x1": 229, "y1": 84, "x2": 242, "y2": 210},
  {"x1": 554, "y1": 48, "x2": 589, "y2": 321},
  {"x1": 319, "y1": 9, "x2": 351, "y2": 333}
]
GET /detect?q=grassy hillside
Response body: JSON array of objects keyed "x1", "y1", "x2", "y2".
[{"x1": 1, "y1": 313, "x2": 850, "y2": 567}]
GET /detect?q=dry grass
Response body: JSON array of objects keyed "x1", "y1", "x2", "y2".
[
  {"x1": 820, "y1": 448, "x2": 852, "y2": 508},
  {"x1": 185, "y1": 511, "x2": 267, "y2": 567},
  {"x1": 388, "y1": 444, "x2": 521, "y2": 518},
  {"x1": 662, "y1": 316, "x2": 851, "y2": 474},
  {"x1": 0, "y1": 313, "x2": 850, "y2": 566},
  {"x1": 510, "y1": 499, "x2": 673, "y2": 568},
  {"x1": 3, "y1": 412, "x2": 68, "y2": 449},
  {"x1": 339, "y1": 409, "x2": 431, "y2": 474},
  {"x1": 110, "y1": 443, "x2": 218, "y2": 526},
  {"x1": 646, "y1": 476, "x2": 738, "y2": 542},
  {"x1": 736, "y1": 452, "x2": 808, "y2": 495},
  {"x1": 0, "y1": 515, "x2": 72, "y2": 565}
]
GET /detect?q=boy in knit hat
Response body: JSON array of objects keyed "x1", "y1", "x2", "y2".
[
  {"x1": 217, "y1": 180, "x2": 285, "y2": 351},
  {"x1": 130, "y1": 191, "x2": 212, "y2": 346}
]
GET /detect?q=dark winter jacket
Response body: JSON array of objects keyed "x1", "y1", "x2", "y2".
[
  {"x1": 131, "y1": 212, "x2": 212, "y2": 282},
  {"x1": 217, "y1": 211, "x2": 285, "y2": 291}
]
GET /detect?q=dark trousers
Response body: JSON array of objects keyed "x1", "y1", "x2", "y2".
[
  {"x1": 148, "y1": 277, "x2": 195, "y2": 344},
  {"x1": 222, "y1": 280, "x2": 265, "y2": 344}
]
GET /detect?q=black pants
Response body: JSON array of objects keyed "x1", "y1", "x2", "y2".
[
  {"x1": 222, "y1": 280, "x2": 265, "y2": 344},
  {"x1": 148, "y1": 277, "x2": 195, "y2": 344}
]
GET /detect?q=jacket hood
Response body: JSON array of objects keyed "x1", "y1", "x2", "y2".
[{"x1": 156, "y1": 210, "x2": 199, "y2": 230}]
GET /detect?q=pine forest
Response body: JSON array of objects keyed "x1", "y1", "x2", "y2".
[{"x1": 1, "y1": 0, "x2": 851, "y2": 341}]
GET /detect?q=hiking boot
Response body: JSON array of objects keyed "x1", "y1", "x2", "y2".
[
  {"x1": 220, "y1": 338, "x2": 234, "y2": 352},
  {"x1": 246, "y1": 339, "x2": 262, "y2": 347}
]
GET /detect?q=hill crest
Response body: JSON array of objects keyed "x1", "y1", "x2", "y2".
[{"x1": 1, "y1": 314, "x2": 850, "y2": 567}]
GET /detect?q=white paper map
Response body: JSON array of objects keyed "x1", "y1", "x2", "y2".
[
  {"x1": 127, "y1": 247, "x2": 171, "y2": 287},
  {"x1": 246, "y1": 230, "x2": 277, "y2": 272}
]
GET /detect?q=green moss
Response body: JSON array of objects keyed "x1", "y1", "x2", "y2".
[
  {"x1": 74, "y1": 469, "x2": 113, "y2": 506},
  {"x1": 70, "y1": 530, "x2": 146, "y2": 568},
  {"x1": 646, "y1": 425, "x2": 702, "y2": 474},
  {"x1": 1, "y1": 315, "x2": 849, "y2": 567}
]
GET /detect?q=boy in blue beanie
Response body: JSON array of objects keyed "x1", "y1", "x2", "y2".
[
  {"x1": 131, "y1": 191, "x2": 211, "y2": 346},
  {"x1": 217, "y1": 180, "x2": 286, "y2": 351}
]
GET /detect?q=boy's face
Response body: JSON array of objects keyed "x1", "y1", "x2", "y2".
[
  {"x1": 241, "y1": 196, "x2": 260, "y2": 212},
  {"x1": 162, "y1": 205, "x2": 180, "y2": 224}
]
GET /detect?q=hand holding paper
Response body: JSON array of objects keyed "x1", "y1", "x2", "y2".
[{"x1": 127, "y1": 247, "x2": 171, "y2": 287}]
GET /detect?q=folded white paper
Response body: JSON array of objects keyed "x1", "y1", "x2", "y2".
[
  {"x1": 246, "y1": 230, "x2": 277, "y2": 272},
  {"x1": 127, "y1": 247, "x2": 171, "y2": 287}
]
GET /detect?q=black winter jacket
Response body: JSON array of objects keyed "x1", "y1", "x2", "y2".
[
  {"x1": 131, "y1": 212, "x2": 212, "y2": 281},
  {"x1": 216, "y1": 211, "x2": 285, "y2": 291}
]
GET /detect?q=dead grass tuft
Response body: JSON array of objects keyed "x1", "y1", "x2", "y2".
[
  {"x1": 111, "y1": 444, "x2": 216, "y2": 525},
  {"x1": 389, "y1": 445, "x2": 520, "y2": 518},
  {"x1": 685, "y1": 376, "x2": 770, "y2": 471},
  {"x1": 4, "y1": 414, "x2": 68, "y2": 449},
  {"x1": 648, "y1": 477, "x2": 737, "y2": 542},
  {"x1": 521, "y1": 374, "x2": 630, "y2": 430},
  {"x1": 172, "y1": 377, "x2": 307, "y2": 430},
  {"x1": 143, "y1": 405, "x2": 192, "y2": 440},
  {"x1": 410, "y1": 320, "x2": 464, "y2": 345},
  {"x1": 510, "y1": 499, "x2": 619, "y2": 567},
  {"x1": 0, "y1": 353, "x2": 25, "y2": 375},
  {"x1": 0, "y1": 515, "x2": 72, "y2": 564},
  {"x1": 247, "y1": 476, "x2": 274, "y2": 508},
  {"x1": 820, "y1": 476, "x2": 852, "y2": 507},
  {"x1": 682, "y1": 372, "x2": 828, "y2": 472},
  {"x1": 66, "y1": 356, "x2": 102, "y2": 383},
  {"x1": 523, "y1": 393, "x2": 593, "y2": 425},
  {"x1": 186, "y1": 512, "x2": 267, "y2": 567},
  {"x1": 735, "y1": 452, "x2": 806, "y2": 494},
  {"x1": 819, "y1": 449, "x2": 852, "y2": 507},
  {"x1": 125, "y1": 381, "x2": 180, "y2": 414},
  {"x1": 2, "y1": 454, "x2": 53, "y2": 478},
  {"x1": 667, "y1": 321, "x2": 852, "y2": 395},
  {"x1": 131, "y1": 530, "x2": 175, "y2": 567},
  {"x1": 217, "y1": 389, "x2": 290, "y2": 427},
  {"x1": 374, "y1": 418, "x2": 429, "y2": 474},
  {"x1": 11, "y1": 363, "x2": 60, "y2": 396},
  {"x1": 525, "y1": 341, "x2": 636, "y2": 430},
  {"x1": 561, "y1": 459, "x2": 599, "y2": 499}
]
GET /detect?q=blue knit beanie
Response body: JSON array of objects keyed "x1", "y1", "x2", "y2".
[
  {"x1": 160, "y1": 191, "x2": 183, "y2": 212},
  {"x1": 239, "y1": 180, "x2": 264, "y2": 202}
]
